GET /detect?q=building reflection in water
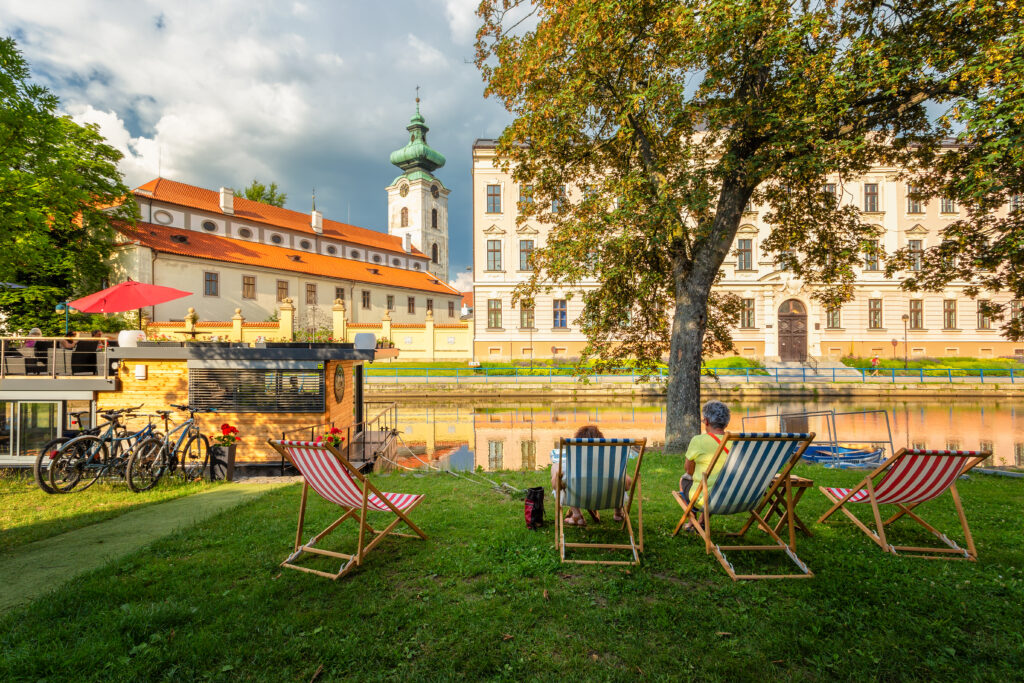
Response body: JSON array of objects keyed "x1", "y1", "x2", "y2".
[{"x1": 387, "y1": 399, "x2": 1024, "y2": 472}]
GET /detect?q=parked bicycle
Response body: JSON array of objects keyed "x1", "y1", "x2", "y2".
[
  {"x1": 47, "y1": 406, "x2": 161, "y2": 494},
  {"x1": 126, "y1": 404, "x2": 215, "y2": 492},
  {"x1": 32, "y1": 410, "x2": 99, "y2": 494}
]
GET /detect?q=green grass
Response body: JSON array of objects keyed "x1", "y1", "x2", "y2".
[
  {"x1": 0, "y1": 471, "x2": 215, "y2": 554},
  {"x1": 704, "y1": 356, "x2": 770, "y2": 375},
  {"x1": 842, "y1": 356, "x2": 1024, "y2": 377},
  {"x1": 367, "y1": 358, "x2": 770, "y2": 378},
  {"x1": 1, "y1": 455, "x2": 1022, "y2": 681}
]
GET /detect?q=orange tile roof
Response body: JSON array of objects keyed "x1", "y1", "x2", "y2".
[
  {"x1": 117, "y1": 222, "x2": 460, "y2": 296},
  {"x1": 461, "y1": 291, "x2": 473, "y2": 307},
  {"x1": 134, "y1": 178, "x2": 425, "y2": 257}
]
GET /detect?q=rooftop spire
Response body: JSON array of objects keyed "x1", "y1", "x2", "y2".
[{"x1": 389, "y1": 93, "x2": 445, "y2": 176}]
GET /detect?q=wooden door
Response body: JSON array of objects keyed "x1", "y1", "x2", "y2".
[{"x1": 778, "y1": 300, "x2": 808, "y2": 362}]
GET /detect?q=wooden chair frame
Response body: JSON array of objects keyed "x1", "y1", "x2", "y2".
[
  {"x1": 554, "y1": 438, "x2": 646, "y2": 566},
  {"x1": 817, "y1": 448, "x2": 990, "y2": 561},
  {"x1": 671, "y1": 432, "x2": 816, "y2": 581},
  {"x1": 268, "y1": 439, "x2": 427, "y2": 580}
]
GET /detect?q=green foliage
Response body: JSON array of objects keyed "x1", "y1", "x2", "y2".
[
  {"x1": 475, "y1": 0, "x2": 1024, "y2": 449},
  {"x1": 1, "y1": 458, "x2": 1023, "y2": 679},
  {"x1": 843, "y1": 355, "x2": 1024, "y2": 376},
  {"x1": 0, "y1": 37, "x2": 136, "y2": 334},
  {"x1": 242, "y1": 179, "x2": 288, "y2": 207}
]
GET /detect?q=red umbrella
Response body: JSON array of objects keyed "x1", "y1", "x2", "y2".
[{"x1": 70, "y1": 279, "x2": 192, "y2": 329}]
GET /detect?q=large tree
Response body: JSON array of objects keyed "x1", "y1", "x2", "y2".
[
  {"x1": 0, "y1": 36, "x2": 136, "y2": 334},
  {"x1": 242, "y1": 179, "x2": 288, "y2": 207},
  {"x1": 476, "y1": 0, "x2": 1023, "y2": 451}
]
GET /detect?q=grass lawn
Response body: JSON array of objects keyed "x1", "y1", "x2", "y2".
[
  {"x1": 842, "y1": 355, "x2": 1024, "y2": 377},
  {"x1": 367, "y1": 358, "x2": 769, "y2": 378},
  {"x1": 0, "y1": 472, "x2": 215, "y2": 554},
  {"x1": 1, "y1": 455, "x2": 1022, "y2": 681}
]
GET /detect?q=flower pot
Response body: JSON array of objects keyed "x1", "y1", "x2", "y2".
[
  {"x1": 210, "y1": 444, "x2": 237, "y2": 481},
  {"x1": 137, "y1": 341, "x2": 184, "y2": 347}
]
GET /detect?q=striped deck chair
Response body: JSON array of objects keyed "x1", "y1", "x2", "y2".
[
  {"x1": 267, "y1": 439, "x2": 427, "y2": 580},
  {"x1": 555, "y1": 437, "x2": 646, "y2": 565},
  {"x1": 817, "y1": 447, "x2": 990, "y2": 561},
  {"x1": 671, "y1": 432, "x2": 816, "y2": 581}
]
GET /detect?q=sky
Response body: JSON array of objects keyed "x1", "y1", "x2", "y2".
[{"x1": 0, "y1": 0, "x2": 511, "y2": 292}]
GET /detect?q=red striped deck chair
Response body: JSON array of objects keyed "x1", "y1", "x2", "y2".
[
  {"x1": 267, "y1": 439, "x2": 427, "y2": 580},
  {"x1": 817, "y1": 447, "x2": 991, "y2": 561}
]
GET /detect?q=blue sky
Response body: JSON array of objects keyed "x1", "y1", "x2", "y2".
[{"x1": 0, "y1": 0, "x2": 510, "y2": 291}]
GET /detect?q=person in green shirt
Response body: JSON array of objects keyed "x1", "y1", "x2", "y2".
[{"x1": 678, "y1": 401, "x2": 732, "y2": 518}]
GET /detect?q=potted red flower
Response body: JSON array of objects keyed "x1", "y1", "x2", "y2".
[
  {"x1": 210, "y1": 423, "x2": 241, "y2": 481},
  {"x1": 315, "y1": 427, "x2": 346, "y2": 450}
]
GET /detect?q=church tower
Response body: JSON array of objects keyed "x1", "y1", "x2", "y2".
[{"x1": 386, "y1": 99, "x2": 449, "y2": 282}]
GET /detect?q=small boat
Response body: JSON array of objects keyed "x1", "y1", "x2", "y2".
[{"x1": 801, "y1": 443, "x2": 885, "y2": 467}]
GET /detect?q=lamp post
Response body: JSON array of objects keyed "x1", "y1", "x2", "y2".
[
  {"x1": 901, "y1": 313, "x2": 909, "y2": 369},
  {"x1": 54, "y1": 302, "x2": 76, "y2": 336}
]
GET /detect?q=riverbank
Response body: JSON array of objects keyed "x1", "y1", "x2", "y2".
[{"x1": 367, "y1": 380, "x2": 1024, "y2": 400}]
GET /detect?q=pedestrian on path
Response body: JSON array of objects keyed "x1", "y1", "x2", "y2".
[{"x1": 871, "y1": 354, "x2": 880, "y2": 376}]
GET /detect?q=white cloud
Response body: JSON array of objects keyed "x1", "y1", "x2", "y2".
[
  {"x1": 448, "y1": 270, "x2": 473, "y2": 293},
  {"x1": 444, "y1": 0, "x2": 481, "y2": 44}
]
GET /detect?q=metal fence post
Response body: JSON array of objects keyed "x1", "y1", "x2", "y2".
[
  {"x1": 919, "y1": 368, "x2": 923, "y2": 383},
  {"x1": 980, "y1": 369, "x2": 985, "y2": 384},
  {"x1": 891, "y1": 368, "x2": 896, "y2": 383},
  {"x1": 802, "y1": 367, "x2": 806, "y2": 382},
  {"x1": 774, "y1": 367, "x2": 779, "y2": 382},
  {"x1": 1012, "y1": 369, "x2": 1016, "y2": 384},
  {"x1": 947, "y1": 369, "x2": 952, "y2": 383}
]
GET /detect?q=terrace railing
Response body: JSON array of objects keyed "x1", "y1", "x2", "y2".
[
  {"x1": 278, "y1": 401, "x2": 398, "y2": 474},
  {"x1": 0, "y1": 336, "x2": 110, "y2": 380}
]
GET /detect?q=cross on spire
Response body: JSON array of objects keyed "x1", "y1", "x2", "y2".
[{"x1": 415, "y1": 85, "x2": 420, "y2": 112}]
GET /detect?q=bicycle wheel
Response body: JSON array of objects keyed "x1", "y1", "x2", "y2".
[
  {"x1": 179, "y1": 434, "x2": 210, "y2": 481},
  {"x1": 49, "y1": 436, "x2": 108, "y2": 494},
  {"x1": 126, "y1": 438, "x2": 168, "y2": 493},
  {"x1": 33, "y1": 436, "x2": 70, "y2": 494}
]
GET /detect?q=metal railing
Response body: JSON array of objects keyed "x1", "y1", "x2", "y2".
[
  {"x1": 363, "y1": 365, "x2": 1023, "y2": 385},
  {"x1": 278, "y1": 402, "x2": 398, "y2": 474},
  {"x1": 0, "y1": 336, "x2": 110, "y2": 379}
]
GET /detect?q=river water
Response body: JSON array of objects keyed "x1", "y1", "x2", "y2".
[{"x1": 386, "y1": 397, "x2": 1024, "y2": 471}]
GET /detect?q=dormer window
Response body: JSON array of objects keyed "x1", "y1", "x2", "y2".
[
  {"x1": 288, "y1": 254, "x2": 302, "y2": 262},
  {"x1": 351, "y1": 250, "x2": 361, "y2": 259},
  {"x1": 392, "y1": 258, "x2": 401, "y2": 266},
  {"x1": 413, "y1": 263, "x2": 421, "y2": 270},
  {"x1": 171, "y1": 234, "x2": 188, "y2": 243}
]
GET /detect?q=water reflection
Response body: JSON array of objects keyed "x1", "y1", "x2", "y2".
[{"x1": 388, "y1": 398, "x2": 1024, "y2": 471}]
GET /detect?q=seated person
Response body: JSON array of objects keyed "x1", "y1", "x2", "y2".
[
  {"x1": 551, "y1": 425, "x2": 632, "y2": 527},
  {"x1": 678, "y1": 400, "x2": 732, "y2": 520}
]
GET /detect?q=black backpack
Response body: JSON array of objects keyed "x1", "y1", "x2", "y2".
[{"x1": 524, "y1": 487, "x2": 545, "y2": 530}]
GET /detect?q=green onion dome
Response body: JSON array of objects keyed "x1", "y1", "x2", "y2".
[{"x1": 389, "y1": 103, "x2": 446, "y2": 175}]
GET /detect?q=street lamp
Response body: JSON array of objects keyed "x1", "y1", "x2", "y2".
[
  {"x1": 54, "y1": 302, "x2": 77, "y2": 336},
  {"x1": 901, "y1": 313, "x2": 909, "y2": 369}
]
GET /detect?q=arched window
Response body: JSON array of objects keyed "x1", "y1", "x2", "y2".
[
  {"x1": 431, "y1": 243, "x2": 439, "y2": 264},
  {"x1": 431, "y1": 208, "x2": 438, "y2": 229},
  {"x1": 400, "y1": 207, "x2": 408, "y2": 227}
]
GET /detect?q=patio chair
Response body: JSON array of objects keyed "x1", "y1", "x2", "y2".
[
  {"x1": 671, "y1": 432, "x2": 816, "y2": 581},
  {"x1": 554, "y1": 437, "x2": 646, "y2": 565},
  {"x1": 817, "y1": 447, "x2": 990, "y2": 561},
  {"x1": 267, "y1": 438, "x2": 427, "y2": 580}
]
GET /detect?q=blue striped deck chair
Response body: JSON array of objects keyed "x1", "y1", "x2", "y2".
[
  {"x1": 671, "y1": 432, "x2": 815, "y2": 581},
  {"x1": 555, "y1": 437, "x2": 647, "y2": 565}
]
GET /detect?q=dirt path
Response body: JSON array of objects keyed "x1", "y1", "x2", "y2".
[{"x1": 0, "y1": 482, "x2": 286, "y2": 614}]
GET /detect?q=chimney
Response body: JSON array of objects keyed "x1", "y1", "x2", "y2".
[
  {"x1": 403, "y1": 234, "x2": 411, "y2": 253},
  {"x1": 219, "y1": 187, "x2": 234, "y2": 215},
  {"x1": 311, "y1": 209, "x2": 323, "y2": 234}
]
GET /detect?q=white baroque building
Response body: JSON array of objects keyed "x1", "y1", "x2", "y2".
[{"x1": 471, "y1": 139, "x2": 1023, "y2": 362}]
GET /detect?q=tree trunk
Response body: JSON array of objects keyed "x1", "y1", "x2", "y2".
[{"x1": 664, "y1": 275, "x2": 711, "y2": 453}]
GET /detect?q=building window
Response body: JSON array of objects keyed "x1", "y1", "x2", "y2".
[
  {"x1": 826, "y1": 307, "x2": 841, "y2": 329},
  {"x1": 907, "y1": 185, "x2": 924, "y2": 213},
  {"x1": 863, "y1": 240, "x2": 880, "y2": 271},
  {"x1": 361, "y1": 290, "x2": 371, "y2": 309},
  {"x1": 335, "y1": 287, "x2": 345, "y2": 302},
  {"x1": 977, "y1": 300, "x2": 991, "y2": 330},
  {"x1": 431, "y1": 243, "x2": 439, "y2": 264},
  {"x1": 486, "y1": 240, "x2": 502, "y2": 271},
  {"x1": 204, "y1": 272, "x2": 219, "y2": 297},
  {"x1": 823, "y1": 183, "x2": 837, "y2": 205},
  {"x1": 386, "y1": 295, "x2": 394, "y2": 311},
  {"x1": 300, "y1": 239, "x2": 311, "y2": 250},
  {"x1": 426, "y1": 298, "x2": 433, "y2": 313},
  {"x1": 868, "y1": 299, "x2": 883, "y2": 330},
  {"x1": 909, "y1": 300, "x2": 924, "y2": 330},
  {"x1": 326, "y1": 245, "x2": 336, "y2": 255},
  {"x1": 864, "y1": 183, "x2": 879, "y2": 212},
  {"x1": 908, "y1": 239, "x2": 923, "y2": 271},
  {"x1": 943, "y1": 299, "x2": 957, "y2": 330},
  {"x1": 736, "y1": 239, "x2": 753, "y2": 271},
  {"x1": 407, "y1": 296, "x2": 416, "y2": 314},
  {"x1": 553, "y1": 299, "x2": 567, "y2": 328},
  {"x1": 519, "y1": 184, "x2": 534, "y2": 213},
  {"x1": 448, "y1": 301, "x2": 455, "y2": 318},
  {"x1": 941, "y1": 198, "x2": 958, "y2": 214},
  {"x1": 242, "y1": 275, "x2": 256, "y2": 300},
  {"x1": 431, "y1": 208, "x2": 437, "y2": 229},
  {"x1": 487, "y1": 299, "x2": 502, "y2": 329},
  {"x1": 189, "y1": 369, "x2": 325, "y2": 413},
  {"x1": 521, "y1": 440, "x2": 537, "y2": 469},
  {"x1": 1011, "y1": 195, "x2": 1023, "y2": 212},
  {"x1": 551, "y1": 186, "x2": 566, "y2": 214},
  {"x1": 740, "y1": 299, "x2": 755, "y2": 328},
  {"x1": 519, "y1": 240, "x2": 534, "y2": 271},
  {"x1": 520, "y1": 305, "x2": 534, "y2": 329},
  {"x1": 304, "y1": 284, "x2": 317, "y2": 305},
  {"x1": 487, "y1": 440, "x2": 503, "y2": 470},
  {"x1": 400, "y1": 207, "x2": 408, "y2": 227},
  {"x1": 270, "y1": 234, "x2": 283, "y2": 245},
  {"x1": 486, "y1": 184, "x2": 501, "y2": 213},
  {"x1": 276, "y1": 280, "x2": 289, "y2": 302},
  {"x1": 1012, "y1": 300, "x2": 1023, "y2": 323}
]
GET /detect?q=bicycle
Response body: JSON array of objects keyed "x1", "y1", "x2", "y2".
[
  {"x1": 126, "y1": 404, "x2": 214, "y2": 492},
  {"x1": 32, "y1": 410, "x2": 98, "y2": 494},
  {"x1": 47, "y1": 406, "x2": 159, "y2": 493}
]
